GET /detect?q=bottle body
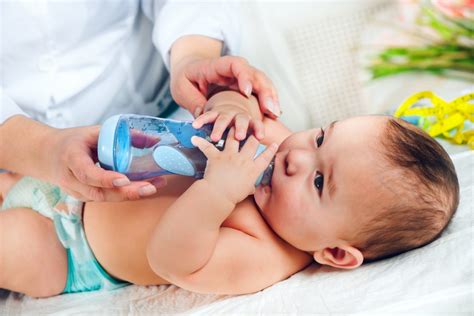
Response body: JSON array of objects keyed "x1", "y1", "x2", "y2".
[{"x1": 98, "y1": 114, "x2": 273, "y2": 186}]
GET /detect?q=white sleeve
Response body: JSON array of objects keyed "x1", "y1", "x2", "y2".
[
  {"x1": 0, "y1": 87, "x2": 28, "y2": 123},
  {"x1": 142, "y1": 0, "x2": 241, "y2": 69}
]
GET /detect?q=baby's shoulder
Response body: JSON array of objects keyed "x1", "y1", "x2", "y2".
[
  {"x1": 222, "y1": 197, "x2": 272, "y2": 238},
  {"x1": 224, "y1": 197, "x2": 312, "y2": 262}
]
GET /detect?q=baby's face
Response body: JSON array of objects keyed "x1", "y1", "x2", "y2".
[{"x1": 254, "y1": 116, "x2": 389, "y2": 253}]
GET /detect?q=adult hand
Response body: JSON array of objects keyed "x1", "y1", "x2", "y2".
[
  {"x1": 171, "y1": 55, "x2": 281, "y2": 119},
  {"x1": 43, "y1": 125, "x2": 166, "y2": 202}
]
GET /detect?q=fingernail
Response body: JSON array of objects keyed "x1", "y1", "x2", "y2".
[
  {"x1": 274, "y1": 99, "x2": 281, "y2": 116},
  {"x1": 139, "y1": 185, "x2": 157, "y2": 196},
  {"x1": 191, "y1": 136, "x2": 202, "y2": 145},
  {"x1": 113, "y1": 178, "x2": 130, "y2": 187},
  {"x1": 244, "y1": 82, "x2": 252, "y2": 97},
  {"x1": 265, "y1": 97, "x2": 279, "y2": 117}
]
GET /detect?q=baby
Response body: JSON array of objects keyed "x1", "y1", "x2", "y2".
[{"x1": 0, "y1": 91, "x2": 459, "y2": 298}]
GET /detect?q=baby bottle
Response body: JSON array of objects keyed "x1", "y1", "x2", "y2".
[{"x1": 97, "y1": 114, "x2": 274, "y2": 186}]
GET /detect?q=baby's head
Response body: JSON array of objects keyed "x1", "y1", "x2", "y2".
[{"x1": 254, "y1": 115, "x2": 459, "y2": 268}]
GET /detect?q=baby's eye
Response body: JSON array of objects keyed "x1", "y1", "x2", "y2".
[
  {"x1": 316, "y1": 128, "x2": 325, "y2": 147},
  {"x1": 314, "y1": 172, "x2": 324, "y2": 194}
]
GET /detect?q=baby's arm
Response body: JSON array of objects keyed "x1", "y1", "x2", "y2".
[
  {"x1": 146, "y1": 119, "x2": 308, "y2": 294},
  {"x1": 146, "y1": 91, "x2": 304, "y2": 294},
  {"x1": 193, "y1": 90, "x2": 292, "y2": 144},
  {"x1": 146, "y1": 124, "x2": 275, "y2": 284},
  {"x1": 146, "y1": 176, "x2": 235, "y2": 279}
]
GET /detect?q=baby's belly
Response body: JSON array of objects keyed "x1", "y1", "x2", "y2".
[{"x1": 83, "y1": 176, "x2": 194, "y2": 285}]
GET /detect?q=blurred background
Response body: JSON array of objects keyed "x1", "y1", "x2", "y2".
[{"x1": 238, "y1": 0, "x2": 473, "y2": 132}]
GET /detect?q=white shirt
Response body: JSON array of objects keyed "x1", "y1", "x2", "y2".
[{"x1": 0, "y1": 0, "x2": 240, "y2": 127}]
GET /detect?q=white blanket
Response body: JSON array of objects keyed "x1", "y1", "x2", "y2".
[{"x1": 1, "y1": 149, "x2": 471, "y2": 315}]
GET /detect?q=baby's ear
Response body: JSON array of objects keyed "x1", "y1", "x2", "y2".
[{"x1": 313, "y1": 245, "x2": 363, "y2": 269}]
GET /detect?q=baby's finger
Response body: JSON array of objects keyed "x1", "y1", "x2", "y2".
[
  {"x1": 251, "y1": 71, "x2": 280, "y2": 118},
  {"x1": 250, "y1": 119, "x2": 265, "y2": 140},
  {"x1": 239, "y1": 135, "x2": 260, "y2": 158},
  {"x1": 254, "y1": 143, "x2": 278, "y2": 171},
  {"x1": 192, "y1": 111, "x2": 219, "y2": 129},
  {"x1": 191, "y1": 136, "x2": 219, "y2": 157},
  {"x1": 234, "y1": 114, "x2": 250, "y2": 140},
  {"x1": 223, "y1": 127, "x2": 240, "y2": 153},
  {"x1": 210, "y1": 114, "x2": 233, "y2": 142}
]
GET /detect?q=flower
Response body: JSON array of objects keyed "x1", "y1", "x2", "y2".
[{"x1": 368, "y1": 0, "x2": 474, "y2": 81}]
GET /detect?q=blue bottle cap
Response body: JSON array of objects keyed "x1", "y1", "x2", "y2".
[{"x1": 98, "y1": 115, "x2": 121, "y2": 170}]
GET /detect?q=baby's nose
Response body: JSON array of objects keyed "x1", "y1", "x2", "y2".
[{"x1": 285, "y1": 149, "x2": 312, "y2": 176}]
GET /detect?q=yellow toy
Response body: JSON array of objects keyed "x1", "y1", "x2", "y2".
[{"x1": 395, "y1": 91, "x2": 474, "y2": 149}]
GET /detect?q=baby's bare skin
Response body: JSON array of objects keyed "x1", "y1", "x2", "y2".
[
  {"x1": 2, "y1": 92, "x2": 393, "y2": 297},
  {"x1": 84, "y1": 176, "x2": 300, "y2": 285},
  {"x1": 0, "y1": 93, "x2": 313, "y2": 297},
  {"x1": 83, "y1": 117, "x2": 311, "y2": 286}
]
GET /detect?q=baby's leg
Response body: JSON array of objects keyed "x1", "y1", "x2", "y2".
[
  {"x1": 0, "y1": 172, "x2": 22, "y2": 205},
  {"x1": 0, "y1": 207, "x2": 67, "y2": 297}
]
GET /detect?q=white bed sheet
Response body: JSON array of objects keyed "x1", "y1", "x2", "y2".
[
  {"x1": 1, "y1": 1, "x2": 473, "y2": 314},
  {"x1": 1, "y1": 149, "x2": 471, "y2": 315}
]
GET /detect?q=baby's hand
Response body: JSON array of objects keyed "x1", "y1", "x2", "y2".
[
  {"x1": 192, "y1": 103, "x2": 265, "y2": 142},
  {"x1": 191, "y1": 128, "x2": 277, "y2": 206}
]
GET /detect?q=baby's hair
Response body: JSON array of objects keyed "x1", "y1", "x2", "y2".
[{"x1": 354, "y1": 117, "x2": 459, "y2": 263}]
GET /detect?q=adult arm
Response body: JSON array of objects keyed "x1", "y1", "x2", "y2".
[
  {"x1": 0, "y1": 115, "x2": 164, "y2": 201},
  {"x1": 142, "y1": 1, "x2": 280, "y2": 119}
]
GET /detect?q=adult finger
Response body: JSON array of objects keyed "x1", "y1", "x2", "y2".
[
  {"x1": 251, "y1": 70, "x2": 281, "y2": 118},
  {"x1": 211, "y1": 57, "x2": 252, "y2": 97},
  {"x1": 69, "y1": 155, "x2": 131, "y2": 189},
  {"x1": 62, "y1": 170, "x2": 105, "y2": 201},
  {"x1": 101, "y1": 179, "x2": 167, "y2": 202},
  {"x1": 171, "y1": 76, "x2": 207, "y2": 111},
  {"x1": 68, "y1": 161, "x2": 165, "y2": 201},
  {"x1": 210, "y1": 57, "x2": 280, "y2": 117}
]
